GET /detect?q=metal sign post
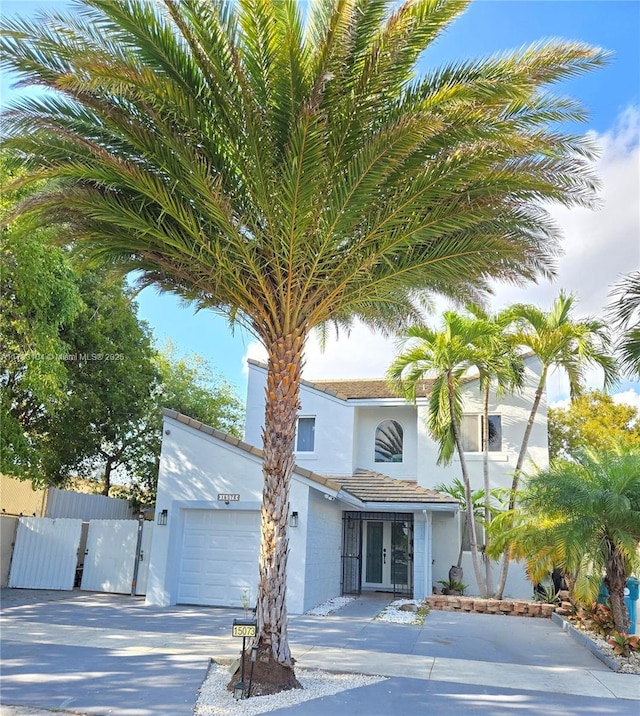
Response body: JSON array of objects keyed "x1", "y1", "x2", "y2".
[{"x1": 232, "y1": 618, "x2": 257, "y2": 700}]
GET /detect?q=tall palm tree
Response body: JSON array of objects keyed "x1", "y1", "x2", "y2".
[
  {"x1": 0, "y1": 0, "x2": 607, "y2": 689},
  {"x1": 467, "y1": 305, "x2": 524, "y2": 594},
  {"x1": 388, "y1": 313, "x2": 498, "y2": 596},
  {"x1": 608, "y1": 271, "x2": 640, "y2": 378},
  {"x1": 494, "y1": 291, "x2": 618, "y2": 598},
  {"x1": 489, "y1": 445, "x2": 640, "y2": 633}
]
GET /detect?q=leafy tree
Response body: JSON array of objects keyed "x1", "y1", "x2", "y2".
[
  {"x1": 488, "y1": 445, "x2": 640, "y2": 633},
  {"x1": 154, "y1": 342, "x2": 244, "y2": 439},
  {"x1": 494, "y1": 292, "x2": 618, "y2": 598},
  {"x1": 549, "y1": 390, "x2": 640, "y2": 460},
  {"x1": 0, "y1": 0, "x2": 608, "y2": 690},
  {"x1": 0, "y1": 159, "x2": 84, "y2": 479},
  {"x1": 41, "y1": 272, "x2": 159, "y2": 495},
  {"x1": 116, "y1": 343, "x2": 245, "y2": 504},
  {"x1": 608, "y1": 271, "x2": 640, "y2": 379}
]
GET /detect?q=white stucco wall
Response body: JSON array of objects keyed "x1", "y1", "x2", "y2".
[
  {"x1": 354, "y1": 406, "x2": 418, "y2": 478},
  {"x1": 412, "y1": 511, "x2": 433, "y2": 601},
  {"x1": 245, "y1": 361, "x2": 356, "y2": 475},
  {"x1": 146, "y1": 416, "x2": 310, "y2": 612},
  {"x1": 431, "y1": 512, "x2": 461, "y2": 589},
  {"x1": 417, "y1": 355, "x2": 548, "y2": 493},
  {"x1": 302, "y1": 489, "x2": 343, "y2": 611}
]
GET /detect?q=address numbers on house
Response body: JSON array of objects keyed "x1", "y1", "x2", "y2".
[{"x1": 217, "y1": 493, "x2": 240, "y2": 502}]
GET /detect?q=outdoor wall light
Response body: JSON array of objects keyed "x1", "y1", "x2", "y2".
[
  {"x1": 290, "y1": 511, "x2": 298, "y2": 528},
  {"x1": 323, "y1": 494, "x2": 336, "y2": 501},
  {"x1": 157, "y1": 508, "x2": 168, "y2": 526}
]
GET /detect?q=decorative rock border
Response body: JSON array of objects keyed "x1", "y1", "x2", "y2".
[{"x1": 426, "y1": 595, "x2": 557, "y2": 619}]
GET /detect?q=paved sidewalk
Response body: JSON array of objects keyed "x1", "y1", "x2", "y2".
[{"x1": 1, "y1": 589, "x2": 639, "y2": 715}]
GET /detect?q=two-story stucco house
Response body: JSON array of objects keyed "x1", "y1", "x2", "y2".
[{"x1": 145, "y1": 354, "x2": 548, "y2": 613}]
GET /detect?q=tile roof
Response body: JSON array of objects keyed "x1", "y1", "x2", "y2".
[
  {"x1": 329, "y1": 470, "x2": 457, "y2": 505},
  {"x1": 311, "y1": 378, "x2": 435, "y2": 400},
  {"x1": 248, "y1": 354, "x2": 537, "y2": 402},
  {"x1": 246, "y1": 360, "x2": 434, "y2": 399}
]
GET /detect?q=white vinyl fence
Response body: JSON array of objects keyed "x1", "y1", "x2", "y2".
[
  {"x1": 8, "y1": 516, "x2": 152, "y2": 595},
  {"x1": 9, "y1": 518, "x2": 82, "y2": 590}
]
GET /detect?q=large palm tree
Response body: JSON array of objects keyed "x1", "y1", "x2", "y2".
[
  {"x1": 1, "y1": 0, "x2": 607, "y2": 690},
  {"x1": 489, "y1": 445, "x2": 640, "y2": 633},
  {"x1": 388, "y1": 313, "x2": 499, "y2": 596},
  {"x1": 608, "y1": 271, "x2": 640, "y2": 378},
  {"x1": 467, "y1": 305, "x2": 524, "y2": 594},
  {"x1": 494, "y1": 291, "x2": 618, "y2": 598}
]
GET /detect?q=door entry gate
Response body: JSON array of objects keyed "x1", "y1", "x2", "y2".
[{"x1": 341, "y1": 512, "x2": 413, "y2": 597}]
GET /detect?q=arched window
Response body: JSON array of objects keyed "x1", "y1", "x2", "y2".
[{"x1": 375, "y1": 420, "x2": 403, "y2": 463}]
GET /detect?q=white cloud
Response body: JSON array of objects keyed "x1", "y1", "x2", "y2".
[
  {"x1": 241, "y1": 107, "x2": 640, "y2": 404},
  {"x1": 612, "y1": 389, "x2": 640, "y2": 411},
  {"x1": 242, "y1": 341, "x2": 267, "y2": 373},
  {"x1": 491, "y1": 105, "x2": 640, "y2": 316}
]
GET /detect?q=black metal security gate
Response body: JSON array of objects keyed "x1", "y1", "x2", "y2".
[{"x1": 341, "y1": 512, "x2": 414, "y2": 597}]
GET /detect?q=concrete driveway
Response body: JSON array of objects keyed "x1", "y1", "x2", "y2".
[{"x1": 1, "y1": 589, "x2": 638, "y2": 715}]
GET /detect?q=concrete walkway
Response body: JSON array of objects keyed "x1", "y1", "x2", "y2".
[{"x1": 1, "y1": 589, "x2": 639, "y2": 715}]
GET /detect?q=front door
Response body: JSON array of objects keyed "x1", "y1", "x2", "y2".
[{"x1": 362, "y1": 520, "x2": 410, "y2": 591}]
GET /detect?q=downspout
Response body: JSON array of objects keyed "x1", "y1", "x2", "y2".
[{"x1": 422, "y1": 510, "x2": 432, "y2": 601}]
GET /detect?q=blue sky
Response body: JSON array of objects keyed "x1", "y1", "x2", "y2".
[{"x1": 2, "y1": 0, "x2": 639, "y2": 405}]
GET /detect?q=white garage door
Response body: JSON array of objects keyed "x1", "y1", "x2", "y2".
[{"x1": 177, "y1": 510, "x2": 261, "y2": 607}]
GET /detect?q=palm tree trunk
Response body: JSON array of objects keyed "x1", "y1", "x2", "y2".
[
  {"x1": 250, "y1": 331, "x2": 305, "y2": 692},
  {"x1": 482, "y1": 385, "x2": 494, "y2": 596},
  {"x1": 605, "y1": 543, "x2": 630, "y2": 633},
  {"x1": 495, "y1": 367, "x2": 547, "y2": 598},
  {"x1": 447, "y1": 372, "x2": 487, "y2": 597}
]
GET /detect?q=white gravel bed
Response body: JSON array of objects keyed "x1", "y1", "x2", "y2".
[
  {"x1": 304, "y1": 596, "x2": 356, "y2": 615},
  {"x1": 584, "y1": 631, "x2": 640, "y2": 674},
  {"x1": 376, "y1": 599, "x2": 428, "y2": 625},
  {"x1": 194, "y1": 662, "x2": 385, "y2": 716}
]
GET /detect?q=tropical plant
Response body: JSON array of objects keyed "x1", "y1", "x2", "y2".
[
  {"x1": 388, "y1": 313, "x2": 505, "y2": 596},
  {"x1": 533, "y1": 584, "x2": 560, "y2": 605},
  {"x1": 438, "y1": 578, "x2": 468, "y2": 595},
  {"x1": 434, "y1": 477, "x2": 488, "y2": 571},
  {"x1": 608, "y1": 632, "x2": 640, "y2": 657},
  {"x1": 466, "y1": 305, "x2": 524, "y2": 593},
  {"x1": 608, "y1": 271, "x2": 640, "y2": 379},
  {"x1": 488, "y1": 445, "x2": 640, "y2": 633},
  {"x1": 0, "y1": 0, "x2": 608, "y2": 691},
  {"x1": 494, "y1": 292, "x2": 618, "y2": 598}
]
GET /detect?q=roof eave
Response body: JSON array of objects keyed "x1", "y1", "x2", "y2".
[{"x1": 361, "y1": 501, "x2": 459, "y2": 512}]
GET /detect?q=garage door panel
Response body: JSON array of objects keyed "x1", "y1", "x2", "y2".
[{"x1": 177, "y1": 510, "x2": 260, "y2": 607}]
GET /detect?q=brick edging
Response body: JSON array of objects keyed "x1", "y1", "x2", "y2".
[{"x1": 426, "y1": 595, "x2": 556, "y2": 618}]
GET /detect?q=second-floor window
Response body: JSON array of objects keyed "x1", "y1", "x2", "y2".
[
  {"x1": 461, "y1": 414, "x2": 502, "y2": 452},
  {"x1": 296, "y1": 417, "x2": 315, "y2": 452},
  {"x1": 375, "y1": 420, "x2": 403, "y2": 463}
]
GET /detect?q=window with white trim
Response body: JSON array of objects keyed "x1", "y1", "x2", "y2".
[
  {"x1": 296, "y1": 417, "x2": 315, "y2": 452},
  {"x1": 461, "y1": 414, "x2": 502, "y2": 453},
  {"x1": 375, "y1": 420, "x2": 403, "y2": 463}
]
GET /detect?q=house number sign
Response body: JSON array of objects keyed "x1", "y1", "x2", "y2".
[
  {"x1": 218, "y1": 493, "x2": 240, "y2": 502},
  {"x1": 232, "y1": 619, "x2": 257, "y2": 637}
]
